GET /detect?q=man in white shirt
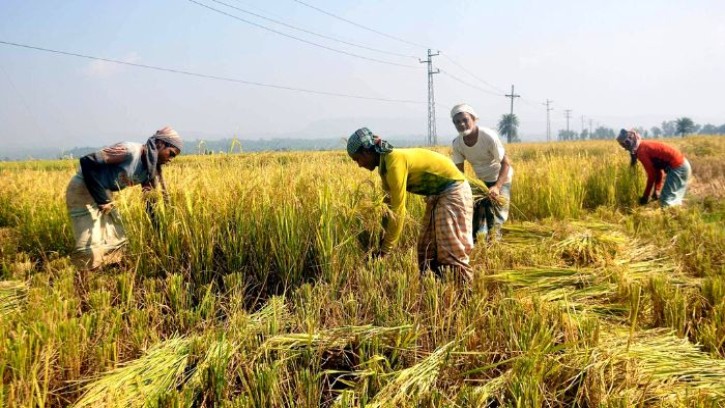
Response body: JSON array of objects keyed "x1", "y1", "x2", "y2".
[{"x1": 450, "y1": 103, "x2": 513, "y2": 242}]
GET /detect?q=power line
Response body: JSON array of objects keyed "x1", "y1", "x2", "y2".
[
  {"x1": 187, "y1": 0, "x2": 420, "y2": 69},
  {"x1": 290, "y1": 0, "x2": 514, "y2": 104},
  {"x1": 440, "y1": 54, "x2": 507, "y2": 95},
  {"x1": 291, "y1": 0, "x2": 601, "y2": 142},
  {"x1": 0, "y1": 40, "x2": 425, "y2": 104},
  {"x1": 519, "y1": 96, "x2": 546, "y2": 110},
  {"x1": 439, "y1": 70, "x2": 504, "y2": 97},
  {"x1": 212, "y1": 0, "x2": 418, "y2": 59},
  {"x1": 291, "y1": 0, "x2": 430, "y2": 50}
]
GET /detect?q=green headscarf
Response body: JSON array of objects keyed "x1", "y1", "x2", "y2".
[{"x1": 347, "y1": 127, "x2": 394, "y2": 156}]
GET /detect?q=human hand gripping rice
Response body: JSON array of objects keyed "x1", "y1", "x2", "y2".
[{"x1": 467, "y1": 176, "x2": 507, "y2": 208}]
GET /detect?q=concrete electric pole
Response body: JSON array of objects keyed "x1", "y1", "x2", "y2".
[
  {"x1": 544, "y1": 99, "x2": 553, "y2": 142},
  {"x1": 505, "y1": 85, "x2": 521, "y2": 116}
]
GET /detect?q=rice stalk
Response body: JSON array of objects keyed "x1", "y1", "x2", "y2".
[
  {"x1": 257, "y1": 325, "x2": 411, "y2": 360},
  {"x1": 367, "y1": 341, "x2": 456, "y2": 408},
  {"x1": 250, "y1": 295, "x2": 291, "y2": 328},
  {"x1": 569, "y1": 329, "x2": 725, "y2": 402},
  {"x1": 483, "y1": 267, "x2": 593, "y2": 292},
  {"x1": 500, "y1": 223, "x2": 554, "y2": 246},
  {"x1": 183, "y1": 336, "x2": 237, "y2": 403},
  {"x1": 462, "y1": 370, "x2": 511, "y2": 406},
  {"x1": 330, "y1": 389, "x2": 358, "y2": 408},
  {"x1": 554, "y1": 230, "x2": 624, "y2": 266},
  {"x1": 72, "y1": 337, "x2": 191, "y2": 408},
  {"x1": 0, "y1": 280, "x2": 28, "y2": 318},
  {"x1": 468, "y1": 176, "x2": 507, "y2": 208},
  {"x1": 350, "y1": 180, "x2": 393, "y2": 252},
  {"x1": 484, "y1": 268, "x2": 629, "y2": 318}
]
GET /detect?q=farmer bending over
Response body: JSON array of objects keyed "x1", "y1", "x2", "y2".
[
  {"x1": 65, "y1": 126, "x2": 183, "y2": 269},
  {"x1": 616, "y1": 128, "x2": 691, "y2": 207},
  {"x1": 347, "y1": 127, "x2": 474, "y2": 281}
]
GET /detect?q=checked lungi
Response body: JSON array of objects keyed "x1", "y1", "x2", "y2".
[{"x1": 417, "y1": 180, "x2": 474, "y2": 281}]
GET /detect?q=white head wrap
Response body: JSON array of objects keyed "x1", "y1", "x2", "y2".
[
  {"x1": 151, "y1": 126, "x2": 184, "y2": 151},
  {"x1": 450, "y1": 104, "x2": 479, "y2": 120}
]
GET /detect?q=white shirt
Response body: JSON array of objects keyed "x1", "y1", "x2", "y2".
[{"x1": 451, "y1": 126, "x2": 513, "y2": 184}]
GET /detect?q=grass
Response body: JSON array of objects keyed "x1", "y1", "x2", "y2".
[{"x1": 1, "y1": 137, "x2": 725, "y2": 406}]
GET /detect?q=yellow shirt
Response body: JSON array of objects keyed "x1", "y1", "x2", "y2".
[{"x1": 379, "y1": 148, "x2": 465, "y2": 252}]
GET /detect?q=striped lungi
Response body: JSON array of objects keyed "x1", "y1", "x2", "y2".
[
  {"x1": 417, "y1": 180, "x2": 474, "y2": 282},
  {"x1": 65, "y1": 174, "x2": 127, "y2": 269}
]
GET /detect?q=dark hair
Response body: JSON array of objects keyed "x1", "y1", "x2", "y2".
[{"x1": 629, "y1": 152, "x2": 638, "y2": 167}]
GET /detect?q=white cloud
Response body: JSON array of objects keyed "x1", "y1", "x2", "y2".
[{"x1": 84, "y1": 52, "x2": 140, "y2": 78}]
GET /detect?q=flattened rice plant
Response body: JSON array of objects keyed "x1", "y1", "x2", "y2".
[
  {"x1": 73, "y1": 337, "x2": 190, "y2": 408},
  {"x1": 367, "y1": 341, "x2": 456, "y2": 408},
  {"x1": 0, "y1": 280, "x2": 28, "y2": 318}
]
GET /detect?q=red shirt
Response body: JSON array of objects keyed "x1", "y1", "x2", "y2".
[{"x1": 636, "y1": 140, "x2": 685, "y2": 198}]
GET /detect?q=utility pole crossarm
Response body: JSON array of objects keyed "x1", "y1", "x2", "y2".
[{"x1": 505, "y1": 85, "x2": 521, "y2": 116}]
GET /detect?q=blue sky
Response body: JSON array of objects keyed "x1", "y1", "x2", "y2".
[{"x1": 1, "y1": 0, "x2": 724, "y2": 152}]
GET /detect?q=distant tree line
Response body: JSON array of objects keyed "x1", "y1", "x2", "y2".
[
  {"x1": 47, "y1": 136, "x2": 430, "y2": 161},
  {"x1": 558, "y1": 117, "x2": 725, "y2": 141}
]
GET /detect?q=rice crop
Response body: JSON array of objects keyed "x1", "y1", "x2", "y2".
[{"x1": 1, "y1": 137, "x2": 724, "y2": 406}]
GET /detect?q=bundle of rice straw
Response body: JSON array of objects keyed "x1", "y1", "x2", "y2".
[{"x1": 467, "y1": 177, "x2": 507, "y2": 207}]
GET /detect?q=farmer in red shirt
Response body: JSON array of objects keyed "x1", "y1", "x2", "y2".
[{"x1": 616, "y1": 129, "x2": 691, "y2": 207}]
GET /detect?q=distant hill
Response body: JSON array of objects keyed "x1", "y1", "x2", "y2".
[{"x1": 2, "y1": 136, "x2": 433, "y2": 161}]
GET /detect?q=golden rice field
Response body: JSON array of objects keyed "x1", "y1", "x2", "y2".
[{"x1": 1, "y1": 137, "x2": 725, "y2": 407}]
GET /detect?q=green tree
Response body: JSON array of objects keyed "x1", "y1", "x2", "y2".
[
  {"x1": 650, "y1": 126, "x2": 662, "y2": 138},
  {"x1": 558, "y1": 129, "x2": 577, "y2": 141},
  {"x1": 675, "y1": 117, "x2": 695, "y2": 137},
  {"x1": 700, "y1": 124, "x2": 718, "y2": 134},
  {"x1": 498, "y1": 113, "x2": 520, "y2": 143},
  {"x1": 591, "y1": 126, "x2": 615, "y2": 140},
  {"x1": 661, "y1": 120, "x2": 677, "y2": 137}
]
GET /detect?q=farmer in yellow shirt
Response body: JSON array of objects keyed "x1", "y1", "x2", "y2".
[{"x1": 347, "y1": 127, "x2": 475, "y2": 281}]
